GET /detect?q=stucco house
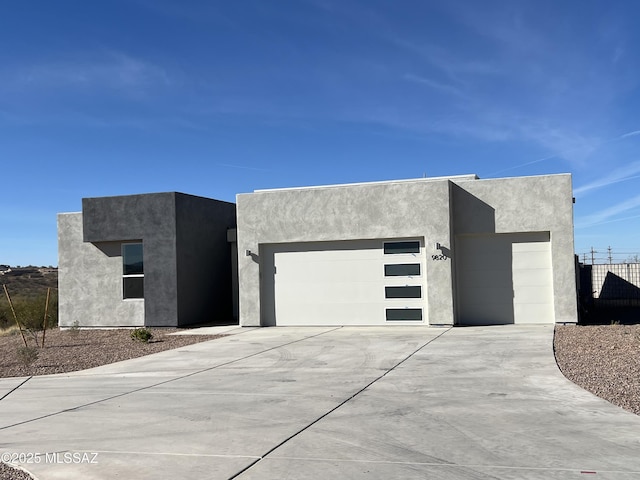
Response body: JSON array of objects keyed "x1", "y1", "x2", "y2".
[{"x1": 58, "y1": 173, "x2": 578, "y2": 328}]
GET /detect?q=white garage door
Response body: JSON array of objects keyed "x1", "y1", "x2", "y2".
[
  {"x1": 456, "y1": 232, "x2": 554, "y2": 325},
  {"x1": 512, "y1": 240, "x2": 555, "y2": 323},
  {"x1": 261, "y1": 239, "x2": 425, "y2": 326}
]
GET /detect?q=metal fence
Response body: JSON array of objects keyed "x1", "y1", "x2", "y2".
[{"x1": 587, "y1": 263, "x2": 640, "y2": 307}]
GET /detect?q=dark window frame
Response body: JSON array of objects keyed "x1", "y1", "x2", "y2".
[{"x1": 122, "y1": 242, "x2": 144, "y2": 299}]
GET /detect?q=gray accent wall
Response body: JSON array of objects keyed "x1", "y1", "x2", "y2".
[
  {"x1": 175, "y1": 194, "x2": 237, "y2": 325},
  {"x1": 59, "y1": 192, "x2": 236, "y2": 328},
  {"x1": 83, "y1": 193, "x2": 178, "y2": 327}
]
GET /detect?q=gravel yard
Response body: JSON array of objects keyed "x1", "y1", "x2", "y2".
[
  {"x1": 0, "y1": 328, "x2": 224, "y2": 378},
  {"x1": 554, "y1": 324, "x2": 640, "y2": 415},
  {"x1": 0, "y1": 463, "x2": 31, "y2": 480}
]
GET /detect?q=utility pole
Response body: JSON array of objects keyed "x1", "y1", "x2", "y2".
[
  {"x1": 582, "y1": 253, "x2": 587, "y2": 264},
  {"x1": 607, "y1": 246, "x2": 613, "y2": 265},
  {"x1": 590, "y1": 247, "x2": 597, "y2": 265}
]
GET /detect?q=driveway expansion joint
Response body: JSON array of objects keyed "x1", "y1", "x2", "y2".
[
  {"x1": 228, "y1": 326, "x2": 453, "y2": 479},
  {"x1": 0, "y1": 327, "x2": 343, "y2": 431},
  {"x1": 0, "y1": 376, "x2": 32, "y2": 402}
]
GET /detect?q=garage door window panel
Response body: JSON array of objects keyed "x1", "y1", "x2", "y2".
[
  {"x1": 384, "y1": 241, "x2": 420, "y2": 254},
  {"x1": 384, "y1": 263, "x2": 421, "y2": 277},
  {"x1": 386, "y1": 308, "x2": 423, "y2": 321},
  {"x1": 385, "y1": 286, "x2": 422, "y2": 298}
]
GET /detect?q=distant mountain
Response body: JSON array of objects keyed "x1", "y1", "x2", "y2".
[{"x1": 0, "y1": 266, "x2": 58, "y2": 299}]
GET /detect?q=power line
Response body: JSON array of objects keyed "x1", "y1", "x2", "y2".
[{"x1": 578, "y1": 247, "x2": 640, "y2": 265}]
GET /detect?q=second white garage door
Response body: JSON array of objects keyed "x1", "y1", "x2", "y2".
[
  {"x1": 261, "y1": 239, "x2": 425, "y2": 326},
  {"x1": 456, "y1": 232, "x2": 555, "y2": 325}
]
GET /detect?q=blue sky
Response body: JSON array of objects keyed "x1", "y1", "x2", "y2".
[{"x1": 2, "y1": 0, "x2": 640, "y2": 266}]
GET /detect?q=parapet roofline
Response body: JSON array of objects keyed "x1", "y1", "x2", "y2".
[{"x1": 254, "y1": 174, "x2": 480, "y2": 193}]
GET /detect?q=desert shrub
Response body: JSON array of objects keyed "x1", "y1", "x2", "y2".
[
  {"x1": 131, "y1": 327, "x2": 153, "y2": 343},
  {"x1": 0, "y1": 306, "x2": 11, "y2": 330},
  {"x1": 67, "y1": 320, "x2": 81, "y2": 336},
  {"x1": 16, "y1": 345, "x2": 39, "y2": 366},
  {"x1": 0, "y1": 294, "x2": 58, "y2": 331}
]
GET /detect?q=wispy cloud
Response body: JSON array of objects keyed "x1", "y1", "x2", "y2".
[
  {"x1": 371, "y1": 19, "x2": 605, "y2": 167},
  {"x1": 483, "y1": 124, "x2": 599, "y2": 176},
  {"x1": 216, "y1": 163, "x2": 271, "y2": 172},
  {"x1": 485, "y1": 154, "x2": 557, "y2": 177},
  {"x1": 576, "y1": 194, "x2": 640, "y2": 228},
  {"x1": 517, "y1": 123, "x2": 600, "y2": 166},
  {"x1": 341, "y1": 103, "x2": 599, "y2": 166},
  {"x1": 446, "y1": 1, "x2": 546, "y2": 54},
  {"x1": 574, "y1": 161, "x2": 640, "y2": 197},
  {"x1": 4, "y1": 51, "x2": 172, "y2": 94},
  {"x1": 134, "y1": 0, "x2": 239, "y2": 28},
  {"x1": 0, "y1": 107, "x2": 212, "y2": 132},
  {"x1": 371, "y1": 2, "x2": 638, "y2": 173},
  {"x1": 390, "y1": 37, "x2": 501, "y2": 87},
  {"x1": 403, "y1": 73, "x2": 464, "y2": 97},
  {"x1": 612, "y1": 44, "x2": 625, "y2": 64},
  {"x1": 619, "y1": 130, "x2": 640, "y2": 139},
  {"x1": 489, "y1": 128, "x2": 640, "y2": 177}
]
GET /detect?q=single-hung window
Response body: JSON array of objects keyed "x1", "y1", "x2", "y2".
[{"x1": 123, "y1": 243, "x2": 144, "y2": 299}]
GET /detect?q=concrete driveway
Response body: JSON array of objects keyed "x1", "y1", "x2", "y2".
[{"x1": 1, "y1": 325, "x2": 639, "y2": 479}]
